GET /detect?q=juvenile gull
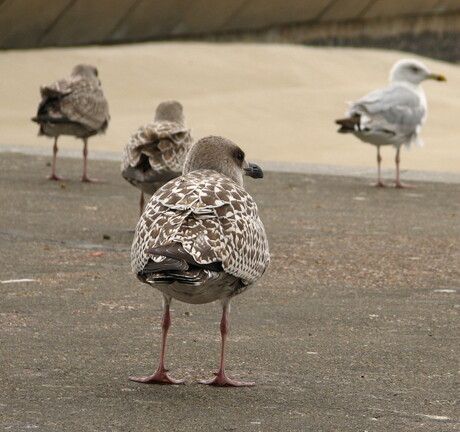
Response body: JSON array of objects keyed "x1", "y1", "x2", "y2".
[
  {"x1": 336, "y1": 59, "x2": 446, "y2": 188},
  {"x1": 121, "y1": 100, "x2": 193, "y2": 212},
  {"x1": 130, "y1": 135, "x2": 269, "y2": 386},
  {"x1": 32, "y1": 64, "x2": 110, "y2": 182}
]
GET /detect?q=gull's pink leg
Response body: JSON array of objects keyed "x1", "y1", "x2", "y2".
[
  {"x1": 130, "y1": 297, "x2": 184, "y2": 385},
  {"x1": 393, "y1": 146, "x2": 415, "y2": 188},
  {"x1": 47, "y1": 137, "x2": 67, "y2": 181},
  {"x1": 199, "y1": 300, "x2": 255, "y2": 387},
  {"x1": 371, "y1": 146, "x2": 387, "y2": 187},
  {"x1": 81, "y1": 138, "x2": 105, "y2": 183},
  {"x1": 139, "y1": 192, "x2": 145, "y2": 216}
]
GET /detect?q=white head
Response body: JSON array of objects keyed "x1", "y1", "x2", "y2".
[
  {"x1": 154, "y1": 100, "x2": 185, "y2": 126},
  {"x1": 389, "y1": 59, "x2": 446, "y2": 85},
  {"x1": 183, "y1": 136, "x2": 263, "y2": 186}
]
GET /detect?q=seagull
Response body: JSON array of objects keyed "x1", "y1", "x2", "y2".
[
  {"x1": 121, "y1": 100, "x2": 193, "y2": 213},
  {"x1": 130, "y1": 135, "x2": 269, "y2": 386},
  {"x1": 335, "y1": 59, "x2": 446, "y2": 188},
  {"x1": 32, "y1": 64, "x2": 110, "y2": 182}
]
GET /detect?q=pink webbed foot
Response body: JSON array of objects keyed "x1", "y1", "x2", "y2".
[
  {"x1": 81, "y1": 176, "x2": 106, "y2": 183},
  {"x1": 370, "y1": 181, "x2": 388, "y2": 188},
  {"x1": 393, "y1": 181, "x2": 416, "y2": 189},
  {"x1": 47, "y1": 173, "x2": 68, "y2": 181},
  {"x1": 129, "y1": 368, "x2": 185, "y2": 385},
  {"x1": 198, "y1": 372, "x2": 255, "y2": 387}
]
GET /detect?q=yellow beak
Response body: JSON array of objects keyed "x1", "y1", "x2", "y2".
[{"x1": 428, "y1": 73, "x2": 447, "y2": 82}]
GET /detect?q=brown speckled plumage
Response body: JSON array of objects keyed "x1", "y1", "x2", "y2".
[
  {"x1": 32, "y1": 64, "x2": 110, "y2": 182},
  {"x1": 121, "y1": 101, "x2": 193, "y2": 197},
  {"x1": 129, "y1": 135, "x2": 269, "y2": 386},
  {"x1": 33, "y1": 64, "x2": 109, "y2": 138},
  {"x1": 132, "y1": 169, "x2": 269, "y2": 297}
]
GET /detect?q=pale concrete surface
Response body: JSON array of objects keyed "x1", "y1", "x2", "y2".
[
  {"x1": 1, "y1": 153, "x2": 459, "y2": 432},
  {"x1": 2, "y1": 144, "x2": 460, "y2": 185},
  {"x1": 1, "y1": 43, "x2": 459, "y2": 174}
]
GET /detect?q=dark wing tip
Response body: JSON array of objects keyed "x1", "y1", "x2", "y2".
[
  {"x1": 141, "y1": 257, "x2": 189, "y2": 273},
  {"x1": 335, "y1": 116, "x2": 360, "y2": 133},
  {"x1": 146, "y1": 243, "x2": 223, "y2": 272}
]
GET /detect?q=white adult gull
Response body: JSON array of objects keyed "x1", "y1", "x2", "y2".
[
  {"x1": 336, "y1": 59, "x2": 446, "y2": 188},
  {"x1": 130, "y1": 135, "x2": 270, "y2": 386},
  {"x1": 121, "y1": 100, "x2": 193, "y2": 213}
]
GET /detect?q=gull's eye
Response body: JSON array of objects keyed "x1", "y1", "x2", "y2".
[
  {"x1": 236, "y1": 151, "x2": 245, "y2": 161},
  {"x1": 410, "y1": 65, "x2": 420, "y2": 73}
]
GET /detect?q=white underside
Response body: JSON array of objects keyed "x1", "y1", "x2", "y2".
[{"x1": 352, "y1": 130, "x2": 411, "y2": 147}]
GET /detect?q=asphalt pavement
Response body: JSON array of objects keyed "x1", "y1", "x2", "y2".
[{"x1": 1, "y1": 152, "x2": 459, "y2": 432}]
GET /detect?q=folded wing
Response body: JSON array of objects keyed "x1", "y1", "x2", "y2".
[{"x1": 131, "y1": 170, "x2": 270, "y2": 286}]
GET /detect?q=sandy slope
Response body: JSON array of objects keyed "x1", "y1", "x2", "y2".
[{"x1": 0, "y1": 42, "x2": 458, "y2": 172}]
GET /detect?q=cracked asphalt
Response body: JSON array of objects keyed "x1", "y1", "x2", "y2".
[{"x1": 1, "y1": 152, "x2": 459, "y2": 432}]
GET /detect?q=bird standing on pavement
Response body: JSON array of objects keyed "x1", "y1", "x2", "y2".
[
  {"x1": 336, "y1": 59, "x2": 446, "y2": 188},
  {"x1": 121, "y1": 100, "x2": 193, "y2": 213},
  {"x1": 130, "y1": 135, "x2": 269, "y2": 386},
  {"x1": 32, "y1": 64, "x2": 110, "y2": 182}
]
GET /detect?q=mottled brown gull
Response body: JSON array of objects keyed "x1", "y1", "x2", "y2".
[
  {"x1": 32, "y1": 64, "x2": 110, "y2": 182},
  {"x1": 336, "y1": 59, "x2": 446, "y2": 188},
  {"x1": 121, "y1": 100, "x2": 193, "y2": 212},
  {"x1": 130, "y1": 135, "x2": 269, "y2": 386}
]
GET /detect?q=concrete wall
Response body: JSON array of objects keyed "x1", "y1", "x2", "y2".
[{"x1": 2, "y1": 0, "x2": 460, "y2": 49}]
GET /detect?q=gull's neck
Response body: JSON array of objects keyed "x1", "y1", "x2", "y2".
[{"x1": 391, "y1": 80, "x2": 427, "y2": 109}]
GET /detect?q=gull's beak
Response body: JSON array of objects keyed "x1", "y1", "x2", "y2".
[
  {"x1": 428, "y1": 73, "x2": 447, "y2": 82},
  {"x1": 244, "y1": 162, "x2": 264, "y2": 179}
]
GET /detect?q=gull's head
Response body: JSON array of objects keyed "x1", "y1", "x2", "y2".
[
  {"x1": 71, "y1": 64, "x2": 99, "y2": 79},
  {"x1": 390, "y1": 59, "x2": 446, "y2": 85},
  {"x1": 154, "y1": 100, "x2": 185, "y2": 126},
  {"x1": 183, "y1": 136, "x2": 263, "y2": 186}
]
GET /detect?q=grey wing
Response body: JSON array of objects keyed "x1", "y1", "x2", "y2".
[
  {"x1": 350, "y1": 85, "x2": 425, "y2": 135},
  {"x1": 59, "y1": 77, "x2": 110, "y2": 131}
]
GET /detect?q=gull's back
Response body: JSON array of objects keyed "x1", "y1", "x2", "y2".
[
  {"x1": 131, "y1": 169, "x2": 269, "y2": 304},
  {"x1": 33, "y1": 66, "x2": 109, "y2": 138},
  {"x1": 346, "y1": 83, "x2": 425, "y2": 147}
]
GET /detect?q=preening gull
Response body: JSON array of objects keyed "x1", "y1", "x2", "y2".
[
  {"x1": 130, "y1": 135, "x2": 269, "y2": 386},
  {"x1": 121, "y1": 100, "x2": 193, "y2": 213},
  {"x1": 336, "y1": 59, "x2": 446, "y2": 188},
  {"x1": 32, "y1": 64, "x2": 110, "y2": 182}
]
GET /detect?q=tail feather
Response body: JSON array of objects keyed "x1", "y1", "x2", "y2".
[
  {"x1": 31, "y1": 115, "x2": 76, "y2": 125},
  {"x1": 146, "y1": 243, "x2": 223, "y2": 272},
  {"x1": 335, "y1": 115, "x2": 360, "y2": 133},
  {"x1": 142, "y1": 257, "x2": 189, "y2": 273},
  {"x1": 139, "y1": 242, "x2": 224, "y2": 286},
  {"x1": 145, "y1": 268, "x2": 218, "y2": 286}
]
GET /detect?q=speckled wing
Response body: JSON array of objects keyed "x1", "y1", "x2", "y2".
[
  {"x1": 41, "y1": 76, "x2": 109, "y2": 132},
  {"x1": 131, "y1": 170, "x2": 270, "y2": 285},
  {"x1": 121, "y1": 121, "x2": 192, "y2": 176}
]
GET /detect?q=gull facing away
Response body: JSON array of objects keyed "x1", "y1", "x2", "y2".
[
  {"x1": 32, "y1": 64, "x2": 110, "y2": 182},
  {"x1": 130, "y1": 136, "x2": 269, "y2": 386},
  {"x1": 121, "y1": 100, "x2": 193, "y2": 213},
  {"x1": 335, "y1": 59, "x2": 446, "y2": 188}
]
